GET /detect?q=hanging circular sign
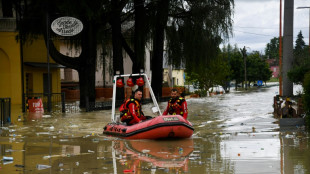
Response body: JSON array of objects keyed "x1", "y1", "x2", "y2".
[{"x1": 51, "y1": 16, "x2": 83, "y2": 36}]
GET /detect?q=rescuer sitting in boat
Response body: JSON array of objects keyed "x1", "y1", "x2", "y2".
[
  {"x1": 163, "y1": 89, "x2": 188, "y2": 119},
  {"x1": 120, "y1": 89, "x2": 146, "y2": 125}
]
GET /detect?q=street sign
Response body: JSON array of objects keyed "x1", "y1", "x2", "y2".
[
  {"x1": 257, "y1": 80, "x2": 263, "y2": 86},
  {"x1": 51, "y1": 16, "x2": 83, "y2": 36}
]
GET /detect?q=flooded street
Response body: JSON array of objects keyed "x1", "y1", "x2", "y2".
[{"x1": 1, "y1": 85, "x2": 309, "y2": 174}]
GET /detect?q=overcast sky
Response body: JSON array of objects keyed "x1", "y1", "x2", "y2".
[{"x1": 227, "y1": 0, "x2": 310, "y2": 53}]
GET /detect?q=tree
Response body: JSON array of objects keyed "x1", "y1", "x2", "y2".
[
  {"x1": 18, "y1": 0, "x2": 235, "y2": 103},
  {"x1": 151, "y1": 0, "x2": 170, "y2": 97},
  {"x1": 17, "y1": 0, "x2": 130, "y2": 107},
  {"x1": 246, "y1": 52, "x2": 272, "y2": 84},
  {"x1": 264, "y1": 37, "x2": 280, "y2": 61},
  {"x1": 227, "y1": 45, "x2": 244, "y2": 89},
  {"x1": 186, "y1": 55, "x2": 231, "y2": 96},
  {"x1": 294, "y1": 30, "x2": 306, "y2": 55},
  {"x1": 148, "y1": 0, "x2": 233, "y2": 98},
  {"x1": 288, "y1": 31, "x2": 310, "y2": 85},
  {"x1": 302, "y1": 73, "x2": 310, "y2": 124}
]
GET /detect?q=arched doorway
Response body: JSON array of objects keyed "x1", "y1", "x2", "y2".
[{"x1": 0, "y1": 49, "x2": 11, "y2": 98}]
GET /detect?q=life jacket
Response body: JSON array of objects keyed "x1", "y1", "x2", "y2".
[
  {"x1": 167, "y1": 97, "x2": 185, "y2": 116},
  {"x1": 120, "y1": 98, "x2": 143, "y2": 122}
]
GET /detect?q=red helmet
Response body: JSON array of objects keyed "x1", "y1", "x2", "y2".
[
  {"x1": 116, "y1": 78, "x2": 124, "y2": 88},
  {"x1": 136, "y1": 77, "x2": 144, "y2": 86},
  {"x1": 126, "y1": 77, "x2": 135, "y2": 87}
]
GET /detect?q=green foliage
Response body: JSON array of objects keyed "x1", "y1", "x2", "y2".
[
  {"x1": 288, "y1": 31, "x2": 310, "y2": 85},
  {"x1": 295, "y1": 31, "x2": 306, "y2": 55},
  {"x1": 165, "y1": 0, "x2": 234, "y2": 73},
  {"x1": 302, "y1": 72, "x2": 310, "y2": 124},
  {"x1": 246, "y1": 52, "x2": 272, "y2": 83},
  {"x1": 264, "y1": 37, "x2": 280, "y2": 60},
  {"x1": 186, "y1": 55, "x2": 231, "y2": 92},
  {"x1": 225, "y1": 45, "x2": 244, "y2": 84},
  {"x1": 288, "y1": 65, "x2": 310, "y2": 84},
  {"x1": 222, "y1": 44, "x2": 272, "y2": 87}
]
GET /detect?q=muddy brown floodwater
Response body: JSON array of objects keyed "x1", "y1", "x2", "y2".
[{"x1": 1, "y1": 84, "x2": 309, "y2": 174}]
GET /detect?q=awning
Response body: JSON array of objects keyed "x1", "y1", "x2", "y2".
[{"x1": 24, "y1": 62, "x2": 66, "y2": 68}]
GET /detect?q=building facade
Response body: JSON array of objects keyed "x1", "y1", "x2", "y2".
[{"x1": 0, "y1": 1, "x2": 61, "y2": 106}]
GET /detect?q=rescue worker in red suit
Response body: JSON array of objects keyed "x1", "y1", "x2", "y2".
[
  {"x1": 163, "y1": 89, "x2": 188, "y2": 119},
  {"x1": 120, "y1": 89, "x2": 146, "y2": 125}
]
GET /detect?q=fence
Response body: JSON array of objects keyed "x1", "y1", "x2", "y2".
[
  {"x1": 0, "y1": 98, "x2": 11, "y2": 126},
  {"x1": 22, "y1": 93, "x2": 172, "y2": 113},
  {"x1": 23, "y1": 93, "x2": 66, "y2": 113}
]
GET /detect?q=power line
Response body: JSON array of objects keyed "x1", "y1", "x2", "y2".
[
  {"x1": 234, "y1": 30, "x2": 275, "y2": 37},
  {"x1": 235, "y1": 25, "x2": 309, "y2": 30}
]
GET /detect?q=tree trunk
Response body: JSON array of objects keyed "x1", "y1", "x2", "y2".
[
  {"x1": 133, "y1": 0, "x2": 146, "y2": 74},
  {"x1": 111, "y1": 0, "x2": 125, "y2": 101},
  {"x1": 79, "y1": 20, "x2": 97, "y2": 108},
  {"x1": 151, "y1": 0, "x2": 169, "y2": 98},
  {"x1": 45, "y1": 16, "x2": 96, "y2": 108}
]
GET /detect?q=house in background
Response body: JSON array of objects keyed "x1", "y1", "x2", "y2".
[
  {"x1": 266, "y1": 59, "x2": 279, "y2": 78},
  {"x1": 163, "y1": 53, "x2": 185, "y2": 87}
]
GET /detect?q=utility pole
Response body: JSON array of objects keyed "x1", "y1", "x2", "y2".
[
  {"x1": 282, "y1": 0, "x2": 294, "y2": 97},
  {"x1": 240, "y1": 46, "x2": 247, "y2": 90},
  {"x1": 279, "y1": 0, "x2": 283, "y2": 96}
]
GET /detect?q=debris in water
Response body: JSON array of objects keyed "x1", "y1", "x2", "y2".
[
  {"x1": 123, "y1": 169, "x2": 133, "y2": 173},
  {"x1": 69, "y1": 124, "x2": 78, "y2": 128},
  {"x1": 36, "y1": 164, "x2": 51, "y2": 170},
  {"x1": 3, "y1": 156, "x2": 13, "y2": 161},
  {"x1": 88, "y1": 150, "x2": 95, "y2": 153}
]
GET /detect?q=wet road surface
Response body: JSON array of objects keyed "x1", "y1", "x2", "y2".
[{"x1": 1, "y1": 84, "x2": 309, "y2": 174}]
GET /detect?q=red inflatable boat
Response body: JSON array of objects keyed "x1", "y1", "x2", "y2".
[
  {"x1": 103, "y1": 73, "x2": 194, "y2": 139},
  {"x1": 103, "y1": 115, "x2": 194, "y2": 139}
]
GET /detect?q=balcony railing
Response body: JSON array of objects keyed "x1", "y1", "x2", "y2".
[{"x1": 0, "y1": 18, "x2": 16, "y2": 32}]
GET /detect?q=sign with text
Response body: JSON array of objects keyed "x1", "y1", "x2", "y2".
[
  {"x1": 162, "y1": 117, "x2": 179, "y2": 122},
  {"x1": 51, "y1": 16, "x2": 83, "y2": 36}
]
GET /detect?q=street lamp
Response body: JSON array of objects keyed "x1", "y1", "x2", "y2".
[{"x1": 297, "y1": 7, "x2": 310, "y2": 52}]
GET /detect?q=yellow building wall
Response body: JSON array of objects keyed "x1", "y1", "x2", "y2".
[
  {"x1": 23, "y1": 36, "x2": 61, "y2": 94},
  {"x1": 23, "y1": 37, "x2": 56, "y2": 63},
  {"x1": 172, "y1": 69, "x2": 185, "y2": 86},
  {"x1": 0, "y1": 33, "x2": 61, "y2": 105},
  {"x1": 24, "y1": 67, "x2": 61, "y2": 94},
  {"x1": 0, "y1": 32, "x2": 22, "y2": 104}
]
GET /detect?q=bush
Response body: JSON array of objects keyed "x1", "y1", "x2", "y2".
[
  {"x1": 195, "y1": 89, "x2": 208, "y2": 97},
  {"x1": 302, "y1": 72, "x2": 310, "y2": 126}
]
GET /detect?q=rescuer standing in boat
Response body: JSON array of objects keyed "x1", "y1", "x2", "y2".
[
  {"x1": 163, "y1": 89, "x2": 188, "y2": 119},
  {"x1": 120, "y1": 89, "x2": 146, "y2": 125}
]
